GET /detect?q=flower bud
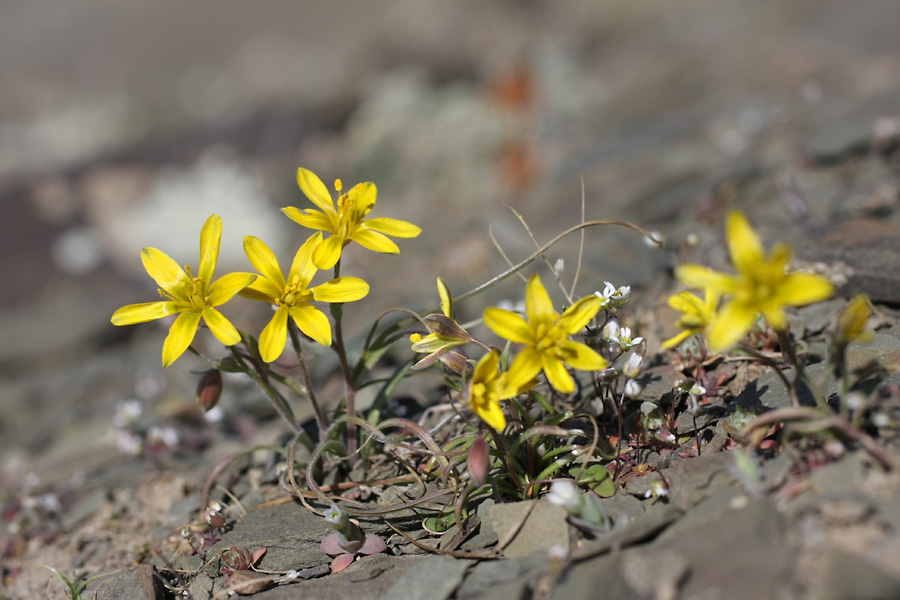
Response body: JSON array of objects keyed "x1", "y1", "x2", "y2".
[
  {"x1": 835, "y1": 295, "x2": 873, "y2": 345},
  {"x1": 624, "y1": 379, "x2": 642, "y2": 399},
  {"x1": 601, "y1": 320, "x2": 619, "y2": 341},
  {"x1": 203, "y1": 507, "x2": 226, "y2": 529},
  {"x1": 468, "y1": 435, "x2": 490, "y2": 487},
  {"x1": 622, "y1": 351, "x2": 643, "y2": 378},
  {"x1": 196, "y1": 369, "x2": 223, "y2": 412},
  {"x1": 546, "y1": 481, "x2": 582, "y2": 514},
  {"x1": 439, "y1": 349, "x2": 472, "y2": 376}
]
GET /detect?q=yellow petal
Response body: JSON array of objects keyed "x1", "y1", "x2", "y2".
[
  {"x1": 668, "y1": 291, "x2": 704, "y2": 313},
  {"x1": 507, "y1": 347, "x2": 543, "y2": 386},
  {"x1": 559, "y1": 295, "x2": 602, "y2": 334},
  {"x1": 661, "y1": 329, "x2": 693, "y2": 350},
  {"x1": 542, "y1": 354, "x2": 575, "y2": 394},
  {"x1": 558, "y1": 340, "x2": 608, "y2": 371},
  {"x1": 141, "y1": 247, "x2": 189, "y2": 299},
  {"x1": 198, "y1": 214, "x2": 222, "y2": 284},
  {"x1": 484, "y1": 307, "x2": 533, "y2": 344},
  {"x1": 239, "y1": 278, "x2": 282, "y2": 303},
  {"x1": 312, "y1": 234, "x2": 345, "y2": 270},
  {"x1": 202, "y1": 306, "x2": 241, "y2": 346},
  {"x1": 243, "y1": 236, "x2": 285, "y2": 290},
  {"x1": 474, "y1": 396, "x2": 506, "y2": 432},
  {"x1": 289, "y1": 304, "x2": 332, "y2": 347},
  {"x1": 258, "y1": 306, "x2": 289, "y2": 363},
  {"x1": 364, "y1": 217, "x2": 422, "y2": 238},
  {"x1": 525, "y1": 275, "x2": 554, "y2": 324},
  {"x1": 290, "y1": 232, "x2": 323, "y2": 284},
  {"x1": 675, "y1": 264, "x2": 739, "y2": 294},
  {"x1": 758, "y1": 300, "x2": 787, "y2": 331},
  {"x1": 410, "y1": 333, "x2": 444, "y2": 353},
  {"x1": 353, "y1": 182, "x2": 378, "y2": 216},
  {"x1": 437, "y1": 277, "x2": 453, "y2": 318},
  {"x1": 162, "y1": 311, "x2": 201, "y2": 367},
  {"x1": 775, "y1": 272, "x2": 834, "y2": 307},
  {"x1": 707, "y1": 301, "x2": 757, "y2": 351},
  {"x1": 282, "y1": 206, "x2": 335, "y2": 232},
  {"x1": 726, "y1": 210, "x2": 765, "y2": 277},
  {"x1": 208, "y1": 272, "x2": 257, "y2": 306},
  {"x1": 112, "y1": 301, "x2": 182, "y2": 325},
  {"x1": 312, "y1": 276, "x2": 369, "y2": 303},
  {"x1": 350, "y1": 228, "x2": 400, "y2": 254},
  {"x1": 473, "y1": 351, "x2": 500, "y2": 384},
  {"x1": 296, "y1": 167, "x2": 335, "y2": 213}
]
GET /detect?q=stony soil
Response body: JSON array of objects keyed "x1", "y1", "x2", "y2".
[{"x1": 3, "y1": 1, "x2": 900, "y2": 599}]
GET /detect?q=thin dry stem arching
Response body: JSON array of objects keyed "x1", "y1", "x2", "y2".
[
  {"x1": 502, "y1": 200, "x2": 574, "y2": 305},
  {"x1": 489, "y1": 224, "x2": 528, "y2": 284}
]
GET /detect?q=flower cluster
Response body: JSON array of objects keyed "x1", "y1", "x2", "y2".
[
  {"x1": 112, "y1": 168, "x2": 420, "y2": 367},
  {"x1": 668, "y1": 210, "x2": 834, "y2": 352}
]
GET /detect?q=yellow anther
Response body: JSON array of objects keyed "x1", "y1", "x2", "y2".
[{"x1": 334, "y1": 179, "x2": 343, "y2": 192}]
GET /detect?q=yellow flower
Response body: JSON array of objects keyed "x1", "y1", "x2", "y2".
[
  {"x1": 410, "y1": 277, "x2": 473, "y2": 370},
  {"x1": 467, "y1": 350, "x2": 533, "y2": 432},
  {"x1": 835, "y1": 294, "x2": 873, "y2": 345},
  {"x1": 111, "y1": 215, "x2": 256, "y2": 367},
  {"x1": 661, "y1": 288, "x2": 720, "y2": 349},
  {"x1": 484, "y1": 275, "x2": 609, "y2": 394},
  {"x1": 676, "y1": 210, "x2": 834, "y2": 351},
  {"x1": 240, "y1": 232, "x2": 370, "y2": 362},
  {"x1": 282, "y1": 168, "x2": 422, "y2": 270}
]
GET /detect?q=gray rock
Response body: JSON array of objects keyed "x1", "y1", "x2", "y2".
[
  {"x1": 94, "y1": 565, "x2": 168, "y2": 600},
  {"x1": 205, "y1": 500, "x2": 332, "y2": 574},
  {"x1": 648, "y1": 499, "x2": 796, "y2": 600},
  {"x1": 813, "y1": 549, "x2": 900, "y2": 600},
  {"x1": 482, "y1": 499, "x2": 569, "y2": 559},
  {"x1": 381, "y1": 554, "x2": 473, "y2": 600}
]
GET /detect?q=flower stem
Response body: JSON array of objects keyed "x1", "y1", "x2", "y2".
[
  {"x1": 287, "y1": 320, "x2": 328, "y2": 440},
  {"x1": 225, "y1": 345, "x2": 302, "y2": 435},
  {"x1": 331, "y1": 258, "x2": 358, "y2": 453}
]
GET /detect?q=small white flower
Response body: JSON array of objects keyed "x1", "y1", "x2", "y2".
[
  {"x1": 611, "y1": 326, "x2": 644, "y2": 352},
  {"x1": 547, "y1": 544, "x2": 569, "y2": 561},
  {"x1": 323, "y1": 504, "x2": 344, "y2": 526},
  {"x1": 612, "y1": 286, "x2": 631, "y2": 308},
  {"x1": 845, "y1": 392, "x2": 866, "y2": 412},
  {"x1": 624, "y1": 379, "x2": 642, "y2": 399},
  {"x1": 686, "y1": 384, "x2": 706, "y2": 415},
  {"x1": 623, "y1": 351, "x2": 643, "y2": 378},
  {"x1": 147, "y1": 426, "x2": 179, "y2": 448},
  {"x1": 595, "y1": 282, "x2": 617, "y2": 309},
  {"x1": 547, "y1": 481, "x2": 582, "y2": 512},
  {"x1": 113, "y1": 399, "x2": 143, "y2": 429},
  {"x1": 116, "y1": 431, "x2": 143, "y2": 455},
  {"x1": 601, "y1": 320, "x2": 619, "y2": 341}
]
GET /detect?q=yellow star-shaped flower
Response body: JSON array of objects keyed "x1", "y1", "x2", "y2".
[
  {"x1": 675, "y1": 210, "x2": 834, "y2": 351},
  {"x1": 282, "y1": 168, "x2": 422, "y2": 270},
  {"x1": 661, "y1": 288, "x2": 719, "y2": 349},
  {"x1": 484, "y1": 275, "x2": 608, "y2": 394},
  {"x1": 240, "y1": 232, "x2": 369, "y2": 362},
  {"x1": 111, "y1": 215, "x2": 256, "y2": 367},
  {"x1": 467, "y1": 350, "x2": 533, "y2": 432}
]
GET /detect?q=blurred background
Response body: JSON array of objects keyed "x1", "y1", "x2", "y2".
[{"x1": 2, "y1": 0, "x2": 899, "y2": 548}]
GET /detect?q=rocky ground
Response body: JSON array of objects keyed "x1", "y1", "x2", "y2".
[{"x1": 3, "y1": 1, "x2": 900, "y2": 598}]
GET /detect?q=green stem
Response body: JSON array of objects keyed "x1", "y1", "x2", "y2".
[
  {"x1": 225, "y1": 345, "x2": 301, "y2": 434},
  {"x1": 287, "y1": 320, "x2": 328, "y2": 440},
  {"x1": 331, "y1": 258, "x2": 358, "y2": 453}
]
